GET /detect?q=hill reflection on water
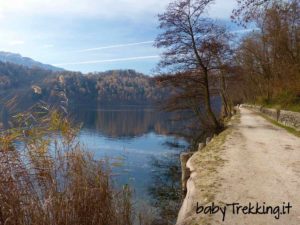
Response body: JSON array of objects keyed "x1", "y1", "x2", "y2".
[
  {"x1": 70, "y1": 105, "x2": 188, "y2": 224},
  {"x1": 1, "y1": 104, "x2": 188, "y2": 224},
  {"x1": 70, "y1": 105, "x2": 186, "y2": 139}
]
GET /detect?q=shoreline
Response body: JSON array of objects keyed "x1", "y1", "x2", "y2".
[{"x1": 176, "y1": 112, "x2": 240, "y2": 225}]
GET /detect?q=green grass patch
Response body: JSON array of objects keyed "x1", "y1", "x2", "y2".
[
  {"x1": 254, "y1": 91, "x2": 300, "y2": 113},
  {"x1": 262, "y1": 103, "x2": 300, "y2": 113}
]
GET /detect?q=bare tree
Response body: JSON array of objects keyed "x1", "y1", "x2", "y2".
[
  {"x1": 232, "y1": 0, "x2": 279, "y2": 25},
  {"x1": 155, "y1": 0, "x2": 232, "y2": 132},
  {"x1": 233, "y1": 0, "x2": 300, "y2": 105}
]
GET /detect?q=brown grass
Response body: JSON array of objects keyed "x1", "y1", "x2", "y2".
[{"x1": 0, "y1": 107, "x2": 134, "y2": 225}]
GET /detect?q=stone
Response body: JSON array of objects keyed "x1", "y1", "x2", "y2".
[
  {"x1": 206, "y1": 137, "x2": 211, "y2": 145},
  {"x1": 180, "y1": 152, "x2": 194, "y2": 194},
  {"x1": 198, "y1": 143, "x2": 205, "y2": 151},
  {"x1": 278, "y1": 110, "x2": 300, "y2": 131},
  {"x1": 261, "y1": 107, "x2": 279, "y2": 121},
  {"x1": 31, "y1": 85, "x2": 42, "y2": 95}
]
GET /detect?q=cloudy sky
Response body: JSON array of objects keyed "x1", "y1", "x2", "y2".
[{"x1": 0, "y1": 0, "x2": 242, "y2": 74}]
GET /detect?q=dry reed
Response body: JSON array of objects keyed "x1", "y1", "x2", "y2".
[{"x1": 0, "y1": 106, "x2": 133, "y2": 225}]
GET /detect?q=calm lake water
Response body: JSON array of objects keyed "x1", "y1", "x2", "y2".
[
  {"x1": 71, "y1": 105, "x2": 188, "y2": 212},
  {"x1": 2, "y1": 104, "x2": 188, "y2": 222}
]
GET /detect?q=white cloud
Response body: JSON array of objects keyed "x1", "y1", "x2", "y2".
[
  {"x1": 0, "y1": 0, "x2": 236, "y2": 19},
  {"x1": 230, "y1": 28, "x2": 260, "y2": 34},
  {"x1": 74, "y1": 41, "x2": 154, "y2": 53},
  {"x1": 9, "y1": 40, "x2": 25, "y2": 45},
  {"x1": 54, "y1": 55, "x2": 160, "y2": 66}
]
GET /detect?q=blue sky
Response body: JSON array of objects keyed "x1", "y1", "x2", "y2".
[{"x1": 0, "y1": 0, "x2": 245, "y2": 75}]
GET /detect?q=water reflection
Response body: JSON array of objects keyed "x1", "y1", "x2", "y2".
[
  {"x1": 148, "y1": 154, "x2": 183, "y2": 225},
  {"x1": 2, "y1": 104, "x2": 188, "y2": 223},
  {"x1": 0, "y1": 105, "x2": 9, "y2": 129},
  {"x1": 70, "y1": 105, "x2": 188, "y2": 224},
  {"x1": 70, "y1": 105, "x2": 184, "y2": 139}
]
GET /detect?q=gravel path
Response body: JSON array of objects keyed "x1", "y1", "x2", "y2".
[{"x1": 177, "y1": 107, "x2": 300, "y2": 225}]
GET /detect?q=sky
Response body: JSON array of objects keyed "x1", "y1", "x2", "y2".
[{"x1": 0, "y1": 0, "x2": 245, "y2": 75}]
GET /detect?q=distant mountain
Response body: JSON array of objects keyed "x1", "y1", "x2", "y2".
[{"x1": 0, "y1": 51, "x2": 64, "y2": 72}]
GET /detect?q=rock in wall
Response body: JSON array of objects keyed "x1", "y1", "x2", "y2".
[
  {"x1": 261, "y1": 107, "x2": 279, "y2": 121},
  {"x1": 278, "y1": 110, "x2": 300, "y2": 131}
]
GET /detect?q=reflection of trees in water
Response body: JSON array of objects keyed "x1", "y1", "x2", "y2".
[
  {"x1": 163, "y1": 112, "x2": 208, "y2": 150},
  {"x1": 0, "y1": 105, "x2": 9, "y2": 129},
  {"x1": 148, "y1": 154, "x2": 183, "y2": 225},
  {"x1": 70, "y1": 105, "x2": 185, "y2": 139},
  {"x1": 70, "y1": 105, "x2": 196, "y2": 224}
]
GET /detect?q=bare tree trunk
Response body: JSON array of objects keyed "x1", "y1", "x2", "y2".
[
  {"x1": 189, "y1": 22, "x2": 221, "y2": 131},
  {"x1": 203, "y1": 69, "x2": 221, "y2": 130},
  {"x1": 220, "y1": 72, "x2": 232, "y2": 118},
  {"x1": 221, "y1": 92, "x2": 229, "y2": 118}
]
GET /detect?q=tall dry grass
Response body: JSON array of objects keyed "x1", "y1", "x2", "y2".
[{"x1": 0, "y1": 105, "x2": 133, "y2": 225}]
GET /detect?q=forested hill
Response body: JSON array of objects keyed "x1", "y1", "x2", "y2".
[{"x1": 0, "y1": 61, "x2": 169, "y2": 112}]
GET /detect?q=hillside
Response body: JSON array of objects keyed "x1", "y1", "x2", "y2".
[{"x1": 0, "y1": 61, "x2": 169, "y2": 113}]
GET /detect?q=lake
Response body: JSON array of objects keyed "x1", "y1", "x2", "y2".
[
  {"x1": 70, "y1": 105, "x2": 188, "y2": 223},
  {"x1": 1, "y1": 103, "x2": 188, "y2": 222}
]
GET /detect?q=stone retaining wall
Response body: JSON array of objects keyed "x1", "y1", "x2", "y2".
[
  {"x1": 278, "y1": 110, "x2": 300, "y2": 131},
  {"x1": 243, "y1": 104, "x2": 300, "y2": 131}
]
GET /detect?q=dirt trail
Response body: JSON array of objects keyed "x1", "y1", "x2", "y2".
[{"x1": 177, "y1": 107, "x2": 300, "y2": 225}]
